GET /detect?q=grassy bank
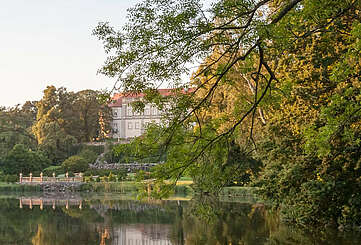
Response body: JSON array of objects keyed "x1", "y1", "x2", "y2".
[
  {"x1": 0, "y1": 182, "x2": 42, "y2": 192},
  {"x1": 80, "y1": 181, "x2": 195, "y2": 196},
  {"x1": 0, "y1": 181, "x2": 258, "y2": 201},
  {"x1": 79, "y1": 181, "x2": 139, "y2": 193}
]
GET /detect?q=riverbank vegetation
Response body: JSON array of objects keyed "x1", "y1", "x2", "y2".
[
  {"x1": 94, "y1": 0, "x2": 361, "y2": 230},
  {"x1": 6, "y1": 195, "x2": 358, "y2": 245},
  {"x1": 0, "y1": 0, "x2": 360, "y2": 231},
  {"x1": 0, "y1": 87, "x2": 110, "y2": 181}
]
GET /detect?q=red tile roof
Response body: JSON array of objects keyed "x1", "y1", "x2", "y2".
[{"x1": 109, "y1": 88, "x2": 193, "y2": 107}]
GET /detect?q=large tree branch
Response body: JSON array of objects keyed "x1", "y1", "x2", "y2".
[{"x1": 270, "y1": 0, "x2": 303, "y2": 25}]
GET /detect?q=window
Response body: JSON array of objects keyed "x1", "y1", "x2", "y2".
[
  {"x1": 135, "y1": 122, "x2": 140, "y2": 129},
  {"x1": 128, "y1": 122, "x2": 133, "y2": 129},
  {"x1": 127, "y1": 108, "x2": 132, "y2": 116},
  {"x1": 145, "y1": 108, "x2": 150, "y2": 115},
  {"x1": 113, "y1": 109, "x2": 118, "y2": 116},
  {"x1": 151, "y1": 107, "x2": 157, "y2": 115}
]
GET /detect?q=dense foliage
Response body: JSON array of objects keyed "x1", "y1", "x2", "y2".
[
  {"x1": 0, "y1": 102, "x2": 37, "y2": 156},
  {"x1": 0, "y1": 144, "x2": 49, "y2": 175},
  {"x1": 32, "y1": 86, "x2": 111, "y2": 163},
  {"x1": 61, "y1": 155, "x2": 89, "y2": 173},
  {"x1": 0, "y1": 86, "x2": 109, "y2": 177},
  {"x1": 95, "y1": 0, "x2": 361, "y2": 229}
]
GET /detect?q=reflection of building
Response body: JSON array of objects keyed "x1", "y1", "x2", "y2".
[
  {"x1": 109, "y1": 224, "x2": 173, "y2": 245},
  {"x1": 109, "y1": 89, "x2": 176, "y2": 139}
]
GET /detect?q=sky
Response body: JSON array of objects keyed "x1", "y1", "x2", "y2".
[{"x1": 0, "y1": 0, "x2": 143, "y2": 107}]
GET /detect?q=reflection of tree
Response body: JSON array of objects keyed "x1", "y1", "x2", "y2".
[
  {"x1": 30, "y1": 208, "x2": 102, "y2": 245},
  {"x1": 31, "y1": 224, "x2": 44, "y2": 245},
  {"x1": 98, "y1": 228, "x2": 110, "y2": 245},
  {"x1": 177, "y1": 195, "x2": 269, "y2": 245},
  {"x1": 1, "y1": 197, "x2": 361, "y2": 245},
  {"x1": 0, "y1": 199, "x2": 38, "y2": 244},
  {"x1": 0, "y1": 198, "x2": 102, "y2": 245}
]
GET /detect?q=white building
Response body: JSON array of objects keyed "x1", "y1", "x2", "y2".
[{"x1": 109, "y1": 89, "x2": 173, "y2": 139}]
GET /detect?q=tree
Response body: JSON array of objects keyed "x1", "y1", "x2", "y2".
[
  {"x1": 74, "y1": 90, "x2": 111, "y2": 142},
  {"x1": 1, "y1": 144, "x2": 49, "y2": 175},
  {"x1": 94, "y1": 0, "x2": 361, "y2": 227},
  {"x1": 93, "y1": 0, "x2": 344, "y2": 172},
  {"x1": 0, "y1": 103, "x2": 37, "y2": 156},
  {"x1": 32, "y1": 86, "x2": 111, "y2": 163}
]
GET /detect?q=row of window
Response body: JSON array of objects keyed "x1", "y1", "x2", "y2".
[
  {"x1": 113, "y1": 122, "x2": 151, "y2": 130},
  {"x1": 128, "y1": 122, "x2": 140, "y2": 129},
  {"x1": 113, "y1": 107, "x2": 159, "y2": 117}
]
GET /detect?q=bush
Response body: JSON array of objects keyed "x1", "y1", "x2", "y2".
[
  {"x1": 78, "y1": 149, "x2": 98, "y2": 164},
  {"x1": 84, "y1": 169, "x2": 127, "y2": 180},
  {"x1": 2, "y1": 144, "x2": 50, "y2": 175},
  {"x1": 68, "y1": 144, "x2": 104, "y2": 156},
  {"x1": 108, "y1": 172, "x2": 116, "y2": 182},
  {"x1": 135, "y1": 170, "x2": 151, "y2": 182},
  {"x1": 43, "y1": 166, "x2": 64, "y2": 176},
  {"x1": 5, "y1": 175, "x2": 18, "y2": 183},
  {"x1": 0, "y1": 174, "x2": 18, "y2": 183},
  {"x1": 62, "y1": 156, "x2": 89, "y2": 172},
  {"x1": 102, "y1": 176, "x2": 109, "y2": 182}
]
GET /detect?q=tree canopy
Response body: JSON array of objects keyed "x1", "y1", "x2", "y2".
[
  {"x1": 32, "y1": 86, "x2": 111, "y2": 163},
  {"x1": 95, "y1": 0, "x2": 361, "y2": 228},
  {"x1": 0, "y1": 103, "x2": 37, "y2": 157},
  {"x1": 1, "y1": 144, "x2": 50, "y2": 175}
]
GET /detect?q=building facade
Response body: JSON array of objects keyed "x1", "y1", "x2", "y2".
[{"x1": 109, "y1": 89, "x2": 170, "y2": 139}]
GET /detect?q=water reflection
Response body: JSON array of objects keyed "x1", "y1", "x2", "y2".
[{"x1": 0, "y1": 193, "x2": 359, "y2": 245}]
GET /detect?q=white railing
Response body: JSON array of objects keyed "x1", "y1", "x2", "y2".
[{"x1": 19, "y1": 173, "x2": 83, "y2": 183}]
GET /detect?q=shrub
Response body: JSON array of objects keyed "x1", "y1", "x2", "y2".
[
  {"x1": 62, "y1": 156, "x2": 89, "y2": 172},
  {"x1": 0, "y1": 174, "x2": 19, "y2": 183},
  {"x1": 78, "y1": 149, "x2": 98, "y2": 164},
  {"x1": 84, "y1": 169, "x2": 127, "y2": 179},
  {"x1": 2, "y1": 144, "x2": 50, "y2": 175},
  {"x1": 68, "y1": 144, "x2": 104, "y2": 156},
  {"x1": 135, "y1": 170, "x2": 151, "y2": 182},
  {"x1": 102, "y1": 176, "x2": 109, "y2": 182},
  {"x1": 43, "y1": 166, "x2": 64, "y2": 176},
  {"x1": 117, "y1": 170, "x2": 127, "y2": 181},
  {"x1": 108, "y1": 172, "x2": 116, "y2": 182}
]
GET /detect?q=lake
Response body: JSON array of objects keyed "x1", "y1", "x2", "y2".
[{"x1": 0, "y1": 192, "x2": 359, "y2": 245}]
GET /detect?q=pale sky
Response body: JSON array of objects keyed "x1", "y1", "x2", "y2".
[{"x1": 0, "y1": 0, "x2": 143, "y2": 107}]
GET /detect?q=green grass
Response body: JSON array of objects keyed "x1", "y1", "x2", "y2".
[{"x1": 79, "y1": 181, "x2": 139, "y2": 193}]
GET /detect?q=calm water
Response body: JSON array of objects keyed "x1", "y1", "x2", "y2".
[{"x1": 0, "y1": 193, "x2": 360, "y2": 245}]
